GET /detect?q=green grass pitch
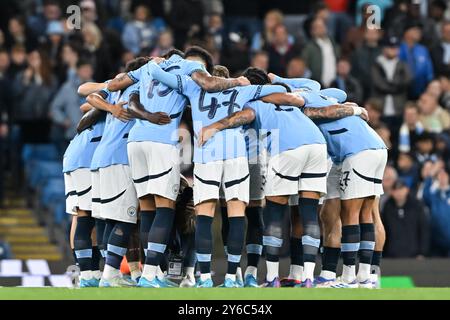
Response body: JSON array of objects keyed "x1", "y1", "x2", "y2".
[{"x1": 1, "y1": 287, "x2": 450, "y2": 300}]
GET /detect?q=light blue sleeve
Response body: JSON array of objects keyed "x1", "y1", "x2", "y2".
[
  {"x1": 184, "y1": 60, "x2": 207, "y2": 76},
  {"x1": 272, "y1": 75, "x2": 321, "y2": 91},
  {"x1": 256, "y1": 85, "x2": 287, "y2": 99},
  {"x1": 127, "y1": 64, "x2": 144, "y2": 83},
  {"x1": 149, "y1": 62, "x2": 198, "y2": 95}
]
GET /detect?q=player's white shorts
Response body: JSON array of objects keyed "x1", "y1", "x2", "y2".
[
  {"x1": 64, "y1": 168, "x2": 92, "y2": 215},
  {"x1": 265, "y1": 144, "x2": 328, "y2": 197},
  {"x1": 91, "y1": 170, "x2": 101, "y2": 218},
  {"x1": 326, "y1": 149, "x2": 388, "y2": 200},
  {"x1": 97, "y1": 165, "x2": 138, "y2": 223},
  {"x1": 128, "y1": 141, "x2": 181, "y2": 201},
  {"x1": 194, "y1": 157, "x2": 249, "y2": 205},
  {"x1": 249, "y1": 151, "x2": 267, "y2": 201}
]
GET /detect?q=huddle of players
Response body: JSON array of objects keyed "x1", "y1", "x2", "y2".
[{"x1": 63, "y1": 45, "x2": 387, "y2": 289}]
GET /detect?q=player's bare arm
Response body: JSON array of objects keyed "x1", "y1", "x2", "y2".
[
  {"x1": 303, "y1": 102, "x2": 369, "y2": 121},
  {"x1": 128, "y1": 93, "x2": 171, "y2": 125},
  {"x1": 191, "y1": 70, "x2": 250, "y2": 92},
  {"x1": 198, "y1": 108, "x2": 256, "y2": 146},
  {"x1": 80, "y1": 102, "x2": 93, "y2": 113},
  {"x1": 78, "y1": 82, "x2": 108, "y2": 97},
  {"x1": 107, "y1": 73, "x2": 134, "y2": 92},
  {"x1": 86, "y1": 91, "x2": 131, "y2": 122},
  {"x1": 261, "y1": 92, "x2": 305, "y2": 107},
  {"x1": 76, "y1": 108, "x2": 104, "y2": 133}
]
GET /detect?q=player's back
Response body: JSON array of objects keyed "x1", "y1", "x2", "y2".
[
  {"x1": 91, "y1": 83, "x2": 138, "y2": 170},
  {"x1": 63, "y1": 112, "x2": 107, "y2": 173},
  {"x1": 247, "y1": 100, "x2": 326, "y2": 156},
  {"x1": 187, "y1": 83, "x2": 266, "y2": 163},
  {"x1": 128, "y1": 55, "x2": 204, "y2": 145},
  {"x1": 300, "y1": 91, "x2": 386, "y2": 164}
]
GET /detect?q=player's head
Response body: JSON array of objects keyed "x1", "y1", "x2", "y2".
[
  {"x1": 212, "y1": 65, "x2": 229, "y2": 78},
  {"x1": 184, "y1": 46, "x2": 214, "y2": 73},
  {"x1": 162, "y1": 48, "x2": 184, "y2": 59},
  {"x1": 125, "y1": 56, "x2": 150, "y2": 72},
  {"x1": 242, "y1": 67, "x2": 270, "y2": 85}
]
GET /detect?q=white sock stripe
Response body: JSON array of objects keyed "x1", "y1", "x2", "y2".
[
  {"x1": 246, "y1": 244, "x2": 263, "y2": 255},
  {"x1": 75, "y1": 249, "x2": 92, "y2": 259},
  {"x1": 302, "y1": 235, "x2": 321, "y2": 248},
  {"x1": 227, "y1": 254, "x2": 241, "y2": 263},
  {"x1": 196, "y1": 253, "x2": 212, "y2": 262},
  {"x1": 341, "y1": 243, "x2": 360, "y2": 252},
  {"x1": 107, "y1": 244, "x2": 127, "y2": 256},
  {"x1": 263, "y1": 236, "x2": 283, "y2": 247},
  {"x1": 359, "y1": 241, "x2": 375, "y2": 250},
  {"x1": 147, "y1": 242, "x2": 167, "y2": 253}
]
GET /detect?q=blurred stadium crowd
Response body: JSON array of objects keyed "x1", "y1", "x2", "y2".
[{"x1": 0, "y1": 0, "x2": 450, "y2": 260}]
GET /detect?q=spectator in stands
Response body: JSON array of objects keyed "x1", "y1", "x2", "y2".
[
  {"x1": 351, "y1": 28, "x2": 382, "y2": 100},
  {"x1": 80, "y1": 0, "x2": 98, "y2": 25},
  {"x1": 439, "y1": 72, "x2": 450, "y2": 110},
  {"x1": 12, "y1": 49, "x2": 56, "y2": 143},
  {"x1": 399, "y1": 21, "x2": 434, "y2": 99},
  {"x1": 380, "y1": 165, "x2": 398, "y2": 210},
  {"x1": 43, "y1": 20, "x2": 65, "y2": 69},
  {"x1": 382, "y1": 179, "x2": 430, "y2": 258},
  {"x1": 396, "y1": 151, "x2": 420, "y2": 191},
  {"x1": 50, "y1": 60, "x2": 93, "y2": 149},
  {"x1": 9, "y1": 45, "x2": 27, "y2": 78},
  {"x1": 286, "y1": 56, "x2": 311, "y2": 79},
  {"x1": 206, "y1": 12, "x2": 225, "y2": 52},
  {"x1": 415, "y1": 132, "x2": 438, "y2": 165},
  {"x1": 330, "y1": 57, "x2": 363, "y2": 105},
  {"x1": 365, "y1": 98, "x2": 385, "y2": 130},
  {"x1": 149, "y1": 29, "x2": 175, "y2": 57},
  {"x1": 418, "y1": 91, "x2": 450, "y2": 133},
  {"x1": 422, "y1": 161, "x2": 450, "y2": 256},
  {"x1": 372, "y1": 35, "x2": 412, "y2": 129},
  {"x1": 250, "y1": 51, "x2": 269, "y2": 72},
  {"x1": 265, "y1": 24, "x2": 301, "y2": 77},
  {"x1": 122, "y1": 4, "x2": 164, "y2": 55},
  {"x1": 0, "y1": 49, "x2": 11, "y2": 208},
  {"x1": 302, "y1": 18, "x2": 339, "y2": 87},
  {"x1": 429, "y1": 0, "x2": 448, "y2": 39},
  {"x1": 342, "y1": 3, "x2": 372, "y2": 57},
  {"x1": 82, "y1": 22, "x2": 113, "y2": 82},
  {"x1": 169, "y1": 0, "x2": 204, "y2": 49},
  {"x1": 251, "y1": 9, "x2": 293, "y2": 52},
  {"x1": 27, "y1": 0, "x2": 61, "y2": 41},
  {"x1": 399, "y1": 101, "x2": 425, "y2": 153},
  {"x1": 435, "y1": 133, "x2": 450, "y2": 168},
  {"x1": 431, "y1": 20, "x2": 450, "y2": 77},
  {"x1": 57, "y1": 42, "x2": 80, "y2": 85},
  {"x1": 5, "y1": 16, "x2": 38, "y2": 52}
]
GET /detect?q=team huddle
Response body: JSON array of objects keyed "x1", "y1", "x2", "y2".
[{"x1": 63, "y1": 45, "x2": 387, "y2": 289}]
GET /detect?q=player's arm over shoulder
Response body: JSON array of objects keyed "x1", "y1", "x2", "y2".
[
  {"x1": 303, "y1": 102, "x2": 368, "y2": 121},
  {"x1": 190, "y1": 70, "x2": 250, "y2": 92}
]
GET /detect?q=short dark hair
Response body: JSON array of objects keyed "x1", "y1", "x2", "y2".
[
  {"x1": 162, "y1": 48, "x2": 184, "y2": 59},
  {"x1": 242, "y1": 67, "x2": 270, "y2": 85},
  {"x1": 212, "y1": 65, "x2": 230, "y2": 78},
  {"x1": 184, "y1": 46, "x2": 213, "y2": 73},
  {"x1": 125, "y1": 56, "x2": 150, "y2": 72},
  {"x1": 76, "y1": 58, "x2": 92, "y2": 69}
]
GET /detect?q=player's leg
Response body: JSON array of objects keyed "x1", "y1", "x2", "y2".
[
  {"x1": 357, "y1": 196, "x2": 376, "y2": 287},
  {"x1": 371, "y1": 197, "x2": 385, "y2": 288},
  {"x1": 98, "y1": 165, "x2": 139, "y2": 287},
  {"x1": 243, "y1": 200, "x2": 264, "y2": 287},
  {"x1": 71, "y1": 168, "x2": 97, "y2": 287},
  {"x1": 220, "y1": 198, "x2": 229, "y2": 260},
  {"x1": 243, "y1": 154, "x2": 265, "y2": 287},
  {"x1": 69, "y1": 215, "x2": 78, "y2": 266},
  {"x1": 126, "y1": 223, "x2": 142, "y2": 282},
  {"x1": 296, "y1": 144, "x2": 328, "y2": 287},
  {"x1": 193, "y1": 160, "x2": 222, "y2": 288},
  {"x1": 317, "y1": 198, "x2": 341, "y2": 286},
  {"x1": 221, "y1": 157, "x2": 250, "y2": 288},
  {"x1": 281, "y1": 199, "x2": 303, "y2": 287}
]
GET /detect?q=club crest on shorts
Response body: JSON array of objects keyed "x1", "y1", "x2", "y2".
[
  {"x1": 172, "y1": 184, "x2": 180, "y2": 195},
  {"x1": 127, "y1": 206, "x2": 137, "y2": 217}
]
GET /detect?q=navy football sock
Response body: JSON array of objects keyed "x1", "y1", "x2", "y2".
[
  {"x1": 105, "y1": 221, "x2": 134, "y2": 269},
  {"x1": 299, "y1": 198, "x2": 320, "y2": 263},
  {"x1": 290, "y1": 237, "x2": 303, "y2": 266},
  {"x1": 263, "y1": 200, "x2": 287, "y2": 262},
  {"x1": 359, "y1": 223, "x2": 375, "y2": 265},
  {"x1": 221, "y1": 207, "x2": 229, "y2": 254},
  {"x1": 145, "y1": 208, "x2": 175, "y2": 266},
  {"x1": 195, "y1": 215, "x2": 213, "y2": 274},
  {"x1": 341, "y1": 225, "x2": 360, "y2": 266},
  {"x1": 321, "y1": 246, "x2": 340, "y2": 273},
  {"x1": 95, "y1": 219, "x2": 106, "y2": 255},
  {"x1": 139, "y1": 210, "x2": 156, "y2": 259},
  {"x1": 226, "y1": 216, "x2": 246, "y2": 275},
  {"x1": 245, "y1": 206, "x2": 264, "y2": 268},
  {"x1": 74, "y1": 216, "x2": 95, "y2": 272}
]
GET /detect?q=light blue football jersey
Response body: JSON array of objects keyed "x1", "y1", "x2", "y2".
[
  {"x1": 299, "y1": 90, "x2": 387, "y2": 164},
  {"x1": 245, "y1": 100, "x2": 326, "y2": 156},
  {"x1": 127, "y1": 54, "x2": 206, "y2": 145},
  {"x1": 63, "y1": 113, "x2": 107, "y2": 173},
  {"x1": 147, "y1": 61, "x2": 288, "y2": 163},
  {"x1": 90, "y1": 83, "x2": 139, "y2": 170}
]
